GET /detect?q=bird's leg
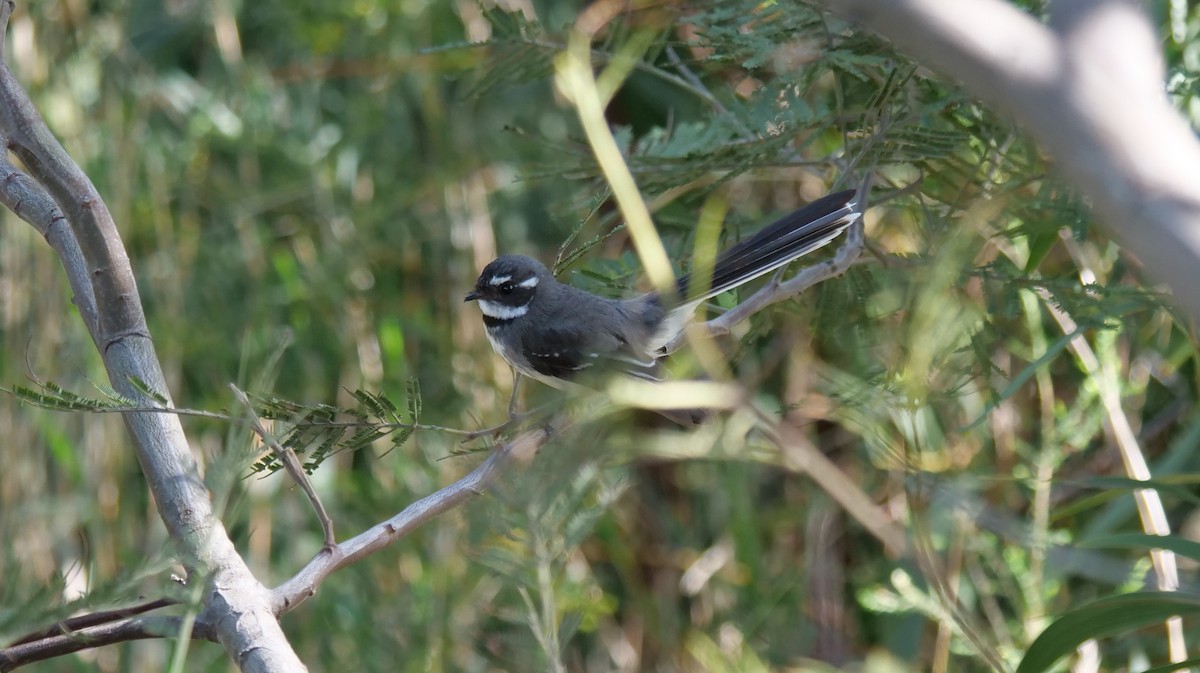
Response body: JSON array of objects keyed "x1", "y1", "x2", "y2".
[
  {"x1": 506, "y1": 370, "x2": 523, "y2": 420},
  {"x1": 461, "y1": 403, "x2": 552, "y2": 442},
  {"x1": 461, "y1": 371, "x2": 535, "y2": 442}
]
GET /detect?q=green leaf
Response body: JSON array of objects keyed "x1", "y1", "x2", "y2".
[
  {"x1": 90, "y1": 381, "x2": 138, "y2": 407},
  {"x1": 1087, "y1": 475, "x2": 1200, "y2": 506},
  {"x1": 351, "y1": 389, "x2": 396, "y2": 419},
  {"x1": 1017, "y1": 592, "x2": 1200, "y2": 673},
  {"x1": 962, "y1": 324, "x2": 1083, "y2": 430},
  {"x1": 8, "y1": 382, "x2": 113, "y2": 411},
  {"x1": 308, "y1": 426, "x2": 347, "y2": 468},
  {"x1": 390, "y1": 426, "x2": 415, "y2": 451},
  {"x1": 344, "y1": 427, "x2": 385, "y2": 452},
  {"x1": 1052, "y1": 475, "x2": 1200, "y2": 522},
  {"x1": 126, "y1": 375, "x2": 170, "y2": 404},
  {"x1": 1139, "y1": 657, "x2": 1200, "y2": 673},
  {"x1": 404, "y1": 377, "x2": 422, "y2": 424},
  {"x1": 1023, "y1": 229, "x2": 1059, "y2": 273},
  {"x1": 1079, "y1": 532, "x2": 1200, "y2": 564}
]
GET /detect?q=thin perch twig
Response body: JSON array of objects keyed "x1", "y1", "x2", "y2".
[
  {"x1": 271, "y1": 417, "x2": 568, "y2": 614},
  {"x1": 231, "y1": 384, "x2": 336, "y2": 549}
]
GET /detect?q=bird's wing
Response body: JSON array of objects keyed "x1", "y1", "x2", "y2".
[{"x1": 522, "y1": 325, "x2": 662, "y2": 382}]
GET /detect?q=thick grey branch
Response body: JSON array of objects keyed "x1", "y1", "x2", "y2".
[
  {"x1": 0, "y1": 3, "x2": 303, "y2": 670},
  {"x1": 0, "y1": 16, "x2": 140, "y2": 345},
  {"x1": 820, "y1": 0, "x2": 1200, "y2": 325}
]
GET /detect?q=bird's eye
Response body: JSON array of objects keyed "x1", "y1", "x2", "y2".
[{"x1": 499, "y1": 283, "x2": 515, "y2": 294}]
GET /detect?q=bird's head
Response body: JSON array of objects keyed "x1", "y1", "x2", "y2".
[{"x1": 464, "y1": 255, "x2": 549, "y2": 321}]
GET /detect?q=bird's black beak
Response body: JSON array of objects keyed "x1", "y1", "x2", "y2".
[{"x1": 464, "y1": 290, "x2": 481, "y2": 302}]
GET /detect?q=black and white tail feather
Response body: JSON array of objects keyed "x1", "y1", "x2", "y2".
[
  {"x1": 465, "y1": 189, "x2": 860, "y2": 423},
  {"x1": 648, "y1": 189, "x2": 859, "y2": 353}
]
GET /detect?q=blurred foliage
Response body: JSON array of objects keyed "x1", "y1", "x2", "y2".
[{"x1": 1, "y1": 0, "x2": 1200, "y2": 672}]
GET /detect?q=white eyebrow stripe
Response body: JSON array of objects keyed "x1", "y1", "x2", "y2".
[
  {"x1": 517, "y1": 276, "x2": 539, "y2": 288},
  {"x1": 477, "y1": 299, "x2": 529, "y2": 320},
  {"x1": 487, "y1": 275, "x2": 513, "y2": 286}
]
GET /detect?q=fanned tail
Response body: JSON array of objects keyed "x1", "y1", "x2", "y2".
[{"x1": 673, "y1": 189, "x2": 859, "y2": 304}]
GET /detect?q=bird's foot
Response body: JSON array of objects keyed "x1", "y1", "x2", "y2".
[{"x1": 461, "y1": 405, "x2": 545, "y2": 443}]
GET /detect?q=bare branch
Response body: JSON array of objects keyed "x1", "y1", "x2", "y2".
[
  {"x1": 272, "y1": 419, "x2": 565, "y2": 614},
  {"x1": 819, "y1": 0, "x2": 1200, "y2": 326},
  {"x1": 8, "y1": 598, "x2": 178, "y2": 648},
  {"x1": 1037, "y1": 285, "x2": 1187, "y2": 661},
  {"x1": 231, "y1": 384, "x2": 336, "y2": 549},
  {"x1": 0, "y1": 615, "x2": 202, "y2": 672},
  {"x1": 0, "y1": 4, "x2": 141, "y2": 346},
  {"x1": 3, "y1": 413, "x2": 566, "y2": 663},
  {"x1": 760, "y1": 417, "x2": 907, "y2": 557}
]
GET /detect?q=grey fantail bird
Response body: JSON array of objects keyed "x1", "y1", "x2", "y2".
[{"x1": 465, "y1": 189, "x2": 860, "y2": 421}]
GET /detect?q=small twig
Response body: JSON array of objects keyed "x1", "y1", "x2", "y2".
[
  {"x1": 9, "y1": 597, "x2": 178, "y2": 647},
  {"x1": 459, "y1": 402, "x2": 552, "y2": 443},
  {"x1": 1035, "y1": 290, "x2": 1186, "y2": 661},
  {"x1": 760, "y1": 413, "x2": 908, "y2": 557},
  {"x1": 458, "y1": 420, "x2": 516, "y2": 443},
  {"x1": 0, "y1": 615, "x2": 202, "y2": 672},
  {"x1": 271, "y1": 415, "x2": 569, "y2": 614},
  {"x1": 662, "y1": 45, "x2": 754, "y2": 141},
  {"x1": 6, "y1": 389, "x2": 502, "y2": 440},
  {"x1": 230, "y1": 384, "x2": 336, "y2": 549}
]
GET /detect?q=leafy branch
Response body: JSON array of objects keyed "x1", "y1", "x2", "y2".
[{"x1": 5, "y1": 376, "x2": 485, "y2": 478}]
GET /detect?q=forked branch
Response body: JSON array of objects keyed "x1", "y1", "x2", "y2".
[
  {"x1": 0, "y1": 2, "x2": 302, "y2": 671},
  {"x1": 272, "y1": 418, "x2": 566, "y2": 613}
]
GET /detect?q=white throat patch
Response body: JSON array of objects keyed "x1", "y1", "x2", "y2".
[{"x1": 478, "y1": 299, "x2": 529, "y2": 320}]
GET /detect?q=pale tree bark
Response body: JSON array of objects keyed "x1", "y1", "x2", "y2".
[{"x1": 0, "y1": 2, "x2": 305, "y2": 670}]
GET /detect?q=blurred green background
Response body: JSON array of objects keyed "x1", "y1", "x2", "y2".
[{"x1": 3, "y1": 0, "x2": 1200, "y2": 671}]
